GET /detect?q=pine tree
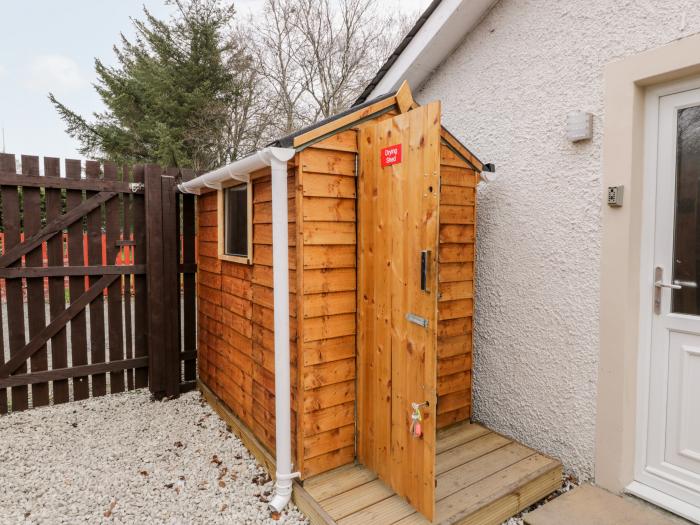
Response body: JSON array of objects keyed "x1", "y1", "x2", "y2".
[{"x1": 50, "y1": 0, "x2": 244, "y2": 170}]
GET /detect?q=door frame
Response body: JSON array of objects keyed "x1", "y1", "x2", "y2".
[
  {"x1": 629, "y1": 76, "x2": 700, "y2": 519},
  {"x1": 596, "y1": 32, "x2": 700, "y2": 524}
]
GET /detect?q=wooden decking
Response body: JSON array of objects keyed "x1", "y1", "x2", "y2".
[{"x1": 296, "y1": 422, "x2": 563, "y2": 525}]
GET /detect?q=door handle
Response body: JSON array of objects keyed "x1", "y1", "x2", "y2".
[
  {"x1": 420, "y1": 250, "x2": 430, "y2": 292},
  {"x1": 654, "y1": 266, "x2": 681, "y2": 314},
  {"x1": 654, "y1": 281, "x2": 682, "y2": 290}
]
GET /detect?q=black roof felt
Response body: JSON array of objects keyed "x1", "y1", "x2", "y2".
[{"x1": 267, "y1": 91, "x2": 395, "y2": 148}]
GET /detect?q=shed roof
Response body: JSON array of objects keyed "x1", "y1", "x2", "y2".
[{"x1": 266, "y1": 81, "x2": 483, "y2": 171}]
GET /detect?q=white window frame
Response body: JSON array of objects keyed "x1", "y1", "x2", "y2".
[{"x1": 218, "y1": 180, "x2": 252, "y2": 264}]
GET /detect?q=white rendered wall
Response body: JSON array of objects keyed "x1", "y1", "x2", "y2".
[{"x1": 418, "y1": 0, "x2": 700, "y2": 480}]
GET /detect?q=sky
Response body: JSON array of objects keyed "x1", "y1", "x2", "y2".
[{"x1": 0, "y1": 0, "x2": 430, "y2": 161}]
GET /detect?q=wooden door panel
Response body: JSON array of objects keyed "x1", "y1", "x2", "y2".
[{"x1": 357, "y1": 102, "x2": 441, "y2": 520}]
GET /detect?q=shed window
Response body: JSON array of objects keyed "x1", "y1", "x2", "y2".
[{"x1": 219, "y1": 182, "x2": 252, "y2": 263}]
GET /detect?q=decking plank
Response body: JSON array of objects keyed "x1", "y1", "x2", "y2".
[
  {"x1": 336, "y1": 494, "x2": 417, "y2": 525},
  {"x1": 436, "y1": 442, "x2": 535, "y2": 501},
  {"x1": 436, "y1": 422, "x2": 489, "y2": 454},
  {"x1": 436, "y1": 432, "x2": 511, "y2": 475},
  {"x1": 301, "y1": 421, "x2": 562, "y2": 525},
  {"x1": 323, "y1": 479, "x2": 394, "y2": 520},
  {"x1": 303, "y1": 464, "x2": 377, "y2": 502},
  {"x1": 435, "y1": 454, "x2": 561, "y2": 524}
]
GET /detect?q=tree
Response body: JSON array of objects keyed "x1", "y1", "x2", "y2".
[
  {"x1": 50, "y1": 0, "x2": 245, "y2": 170},
  {"x1": 250, "y1": 0, "x2": 415, "y2": 136}
]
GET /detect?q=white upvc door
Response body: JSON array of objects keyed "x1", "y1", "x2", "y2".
[{"x1": 633, "y1": 83, "x2": 700, "y2": 522}]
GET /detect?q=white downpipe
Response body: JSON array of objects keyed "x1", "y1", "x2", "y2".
[
  {"x1": 268, "y1": 151, "x2": 300, "y2": 514},
  {"x1": 177, "y1": 147, "x2": 299, "y2": 514}
]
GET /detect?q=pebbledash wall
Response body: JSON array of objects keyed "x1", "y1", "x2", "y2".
[{"x1": 417, "y1": 0, "x2": 700, "y2": 480}]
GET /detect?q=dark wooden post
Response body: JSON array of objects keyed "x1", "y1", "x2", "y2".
[{"x1": 145, "y1": 165, "x2": 180, "y2": 398}]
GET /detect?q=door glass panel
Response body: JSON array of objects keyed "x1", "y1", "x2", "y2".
[{"x1": 672, "y1": 105, "x2": 700, "y2": 314}]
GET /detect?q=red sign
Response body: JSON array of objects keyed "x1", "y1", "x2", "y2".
[{"x1": 381, "y1": 144, "x2": 402, "y2": 167}]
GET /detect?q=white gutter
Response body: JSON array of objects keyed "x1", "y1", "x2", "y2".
[{"x1": 178, "y1": 146, "x2": 300, "y2": 514}]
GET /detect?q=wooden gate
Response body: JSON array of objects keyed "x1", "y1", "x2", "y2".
[{"x1": 0, "y1": 154, "x2": 196, "y2": 414}]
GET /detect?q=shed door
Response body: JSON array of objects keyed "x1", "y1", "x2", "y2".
[{"x1": 357, "y1": 101, "x2": 440, "y2": 520}]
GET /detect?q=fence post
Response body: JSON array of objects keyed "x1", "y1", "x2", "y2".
[{"x1": 145, "y1": 165, "x2": 180, "y2": 398}]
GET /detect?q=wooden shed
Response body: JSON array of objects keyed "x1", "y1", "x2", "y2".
[{"x1": 181, "y1": 82, "x2": 561, "y2": 524}]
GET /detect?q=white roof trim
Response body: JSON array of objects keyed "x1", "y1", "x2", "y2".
[{"x1": 366, "y1": 0, "x2": 496, "y2": 100}]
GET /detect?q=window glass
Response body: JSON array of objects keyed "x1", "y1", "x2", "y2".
[
  {"x1": 224, "y1": 184, "x2": 248, "y2": 257},
  {"x1": 672, "y1": 105, "x2": 700, "y2": 314}
]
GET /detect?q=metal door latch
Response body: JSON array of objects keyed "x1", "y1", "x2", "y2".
[{"x1": 405, "y1": 312, "x2": 428, "y2": 328}]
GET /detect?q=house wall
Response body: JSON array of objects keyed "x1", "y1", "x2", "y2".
[
  {"x1": 197, "y1": 166, "x2": 299, "y2": 463},
  {"x1": 418, "y1": 0, "x2": 700, "y2": 480}
]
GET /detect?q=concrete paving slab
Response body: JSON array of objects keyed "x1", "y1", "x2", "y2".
[{"x1": 524, "y1": 484, "x2": 690, "y2": 525}]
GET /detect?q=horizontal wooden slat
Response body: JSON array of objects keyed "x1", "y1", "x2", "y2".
[
  {"x1": 303, "y1": 464, "x2": 377, "y2": 501},
  {"x1": 303, "y1": 269, "x2": 356, "y2": 294},
  {"x1": 0, "y1": 170, "x2": 143, "y2": 193},
  {"x1": 303, "y1": 357, "x2": 355, "y2": 390},
  {"x1": 304, "y1": 291, "x2": 356, "y2": 318},
  {"x1": 0, "y1": 264, "x2": 145, "y2": 279},
  {"x1": 440, "y1": 185, "x2": 474, "y2": 206},
  {"x1": 439, "y1": 224, "x2": 474, "y2": 244},
  {"x1": 439, "y1": 205, "x2": 474, "y2": 225},
  {"x1": 439, "y1": 281, "x2": 473, "y2": 301},
  {"x1": 303, "y1": 174, "x2": 356, "y2": 198},
  {"x1": 303, "y1": 335, "x2": 355, "y2": 366},
  {"x1": 439, "y1": 243, "x2": 474, "y2": 263},
  {"x1": 303, "y1": 446, "x2": 355, "y2": 479},
  {"x1": 439, "y1": 262, "x2": 473, "y2": 282},
  {"x1": 0, "y1": 357, "x2": 148, "y2": 388},
  {"x1": 303, "y1": 401, "x2": 355, "y2": 437},
  {"x1": 438, "y1": 334, "x2": 472, "y2": 359},
  {"x1": 438, "y1": 298, "x2": 473, "y2": 320},
  {"x1": 304, "y1": 314, "x2": 356, "y2": 342},
  {"x1": 438, "y1": 371, "x2": 471, "y2": 396},
  {"x1": 303, "y1": 197, "x2": 356, "y2": 222},
  {"x1": 304, "y1": 245, "x2": 356, "y2": 269},
  {"x1": 303, "y1": 380, "x2": 355, "y2": 413},
  {"x1": 437, "y1": 353, "x2": 471, "y2": 377},
  {"x1": 441, "y1": 166, "x2": 477, "y2": 188},
  {"x1": 304, "y1": 423, "x2": 355, "y2": 459},
  {"x1": 303, "y1": 222, "x2": 356, "y2": 245},
  {"x1": 310, "y1": 130, "x2": 358, "y2": 153}
]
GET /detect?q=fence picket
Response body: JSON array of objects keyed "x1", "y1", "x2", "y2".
[
  {"x1": 123, "y1": 165, "x2": 134, "y2": 390},
  {"x1": 66, "y1": 159, "x2": 90, "y2": 401},
  {"x1": 132, "y1": 165, "x2": 148, "y2": 389},
  {"x1": 0, "y1": 153, "x2": 29, "y2": 411},
  {"x1": 23, "y1": 155, "x2": 50, "y2": 408},
  {"x1": 86, "y1": 160, "x2": 107, "y2": 397},
  {"x1": 104, "y1": 162, "x2": 125, "y2": 393},
  {"x1": 44, "y1": 157, "x2": 69, "y2": 404}
]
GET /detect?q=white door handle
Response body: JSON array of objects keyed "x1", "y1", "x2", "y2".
[
  {"x1": 654, "y1": 266, "x2": 682, "y2": 314},
  {"x1": 654, "y1": 280, "x2": 682, "y2": 290}
]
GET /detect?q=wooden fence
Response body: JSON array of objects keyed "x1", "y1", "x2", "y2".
[{"x1": 0, "y1": 154, "x2": 196, "y2": 413}]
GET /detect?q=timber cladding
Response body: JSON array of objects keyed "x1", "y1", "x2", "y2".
[
  {"x1": 437, "y1": 136, "x2": 476, "y2": 429},
  {"x1": 197, "y1": 165, "x2": 299, "y2": 462},
  {"x1": 197, "y1": 132, "x2": 359, "y2": 479}
]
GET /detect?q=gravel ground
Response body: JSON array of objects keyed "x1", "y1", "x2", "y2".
[{"x1": 0, "y1": 389, "x2": 309, "y2": 525}]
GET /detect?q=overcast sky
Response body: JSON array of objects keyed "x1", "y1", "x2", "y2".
[{"x1": 0, "y1": 1, "x2": 429, "y2": 161}]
